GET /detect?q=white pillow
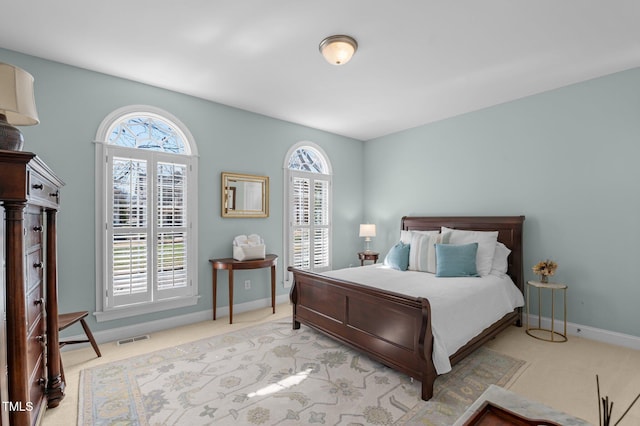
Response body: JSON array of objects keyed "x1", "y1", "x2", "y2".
[
  {"x1": 400, "y1": 229, "x2": 439, "y2": 245},
  {"x1": 441, "y1": 227, "x2": 498, "y2": 276},
  {"x1": 408, "y1": 232, "x2": 447, "y2": 273},
  {"x1": 490, "y1": 242, "x2": 511, "y2": 276}
]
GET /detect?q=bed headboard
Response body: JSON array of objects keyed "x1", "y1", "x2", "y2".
[{"x1": 401, "y1": 216, "x2": 525, "y2": 294}]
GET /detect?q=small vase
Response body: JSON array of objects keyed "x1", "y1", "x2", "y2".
[{"x1": 540, "y1": 275, "x2": 548, "y2": 283}]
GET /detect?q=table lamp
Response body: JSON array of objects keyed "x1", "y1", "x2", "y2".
[
  {"x1": 0, "y1": 63, "x2": 39, "y2": 151},
  {"x1": 359, "y1": 224, "x2": 376, "y2": 253}
]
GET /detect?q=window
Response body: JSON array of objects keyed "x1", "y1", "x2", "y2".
[
  {"x1": 94, "y1": 106, "x2": 198, "y2": 321},
  {"x1": 283, "y1": 143, "x2": 332, "y2": 285}
]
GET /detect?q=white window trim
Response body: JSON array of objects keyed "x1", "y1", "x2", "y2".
[
  {"x1": 282, "y1": 142, "x2": 332, "y2": 287},
  {"x1": 94, "y1": 105, "x2": 199, "y2": 322}
]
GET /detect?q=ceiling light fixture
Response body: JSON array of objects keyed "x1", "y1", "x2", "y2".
[{"x1": 319, "y1": 35, "x2": 358, "y2": 65}]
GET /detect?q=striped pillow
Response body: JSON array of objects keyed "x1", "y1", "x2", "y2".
[
  {"x1": 400, "y1": 229, "x2": 439, "y2": 245},
  {"x1": 409, "y1": 232, "x2": 450, "y2": 273}
]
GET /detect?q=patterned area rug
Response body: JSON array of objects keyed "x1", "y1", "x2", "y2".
[{"x1": 78, "y1": 320, "x2": 525, "y2": 425}]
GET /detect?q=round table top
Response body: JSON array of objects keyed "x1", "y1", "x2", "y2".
[
  {"x1": 210, "y1": 254, "x2": 277, "y2": 270},
  {"x1": 526, "y1": 280, "x2": 567, "y2": 290}
]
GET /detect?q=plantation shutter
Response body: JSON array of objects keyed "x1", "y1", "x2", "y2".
[
  {"x1": 156, "y1": 160, "x2": 188, "y2": 296},
  {"x1": 109, "y1": 156, "x2": 151, "y2": 306},
  {"x1": 290, "y1": 172, "x2": 330, "y2": 273},
  {"x1": 106, "y1": 152, "x2": 192, "y2": 308},
  {"x1": 292, "y1": 176, "x2": 311, "y2": 269},
  {"x1": 313, "y1": 179, "x2": 330, "y2": 269}
]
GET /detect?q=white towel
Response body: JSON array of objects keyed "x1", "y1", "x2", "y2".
[
  {"x1": 233, "y1": 235, "x2": 249, "y2": 246},
  {"x1": 247, "y1": 234, "x2": 262, "y2": 246},
  {"x1": 233, "y1": 234, "x2": 263, "y2": 247}
]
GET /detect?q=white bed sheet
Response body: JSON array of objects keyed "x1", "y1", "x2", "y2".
[{"x1": 321, "y1": 264, "x2": 524, "y2": 374}]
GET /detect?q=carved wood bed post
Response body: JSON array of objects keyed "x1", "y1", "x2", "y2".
[
  {"x1": 289, "y1": 279, "x2": 301, "y2": 330},
  {"x1": 418, "y1": 298, "x2": 437, "y2": 400}
]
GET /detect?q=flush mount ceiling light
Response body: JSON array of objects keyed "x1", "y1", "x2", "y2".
[{"x1": 319, "y1": 35, "x2": 358, "y2": 65}]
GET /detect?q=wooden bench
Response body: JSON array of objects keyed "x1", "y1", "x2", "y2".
[{"x1": 58, "y1": 311, "x2": 101, "y2": 357}]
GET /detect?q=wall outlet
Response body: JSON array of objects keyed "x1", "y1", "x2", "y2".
[{"x1": 244, "y1": 280, "x2": 251, "y2": 290}]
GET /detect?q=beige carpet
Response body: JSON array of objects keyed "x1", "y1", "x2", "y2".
[
  {"x1": 42, "y1": 304, "x2": 640, "y2": 426},
  {"x1": 77, "y1": 319, "x2": 525, "y2": 425}
]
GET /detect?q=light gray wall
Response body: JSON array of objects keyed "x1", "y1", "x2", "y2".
[
  {"x1": 364, "y1": 67, "x2": 640, "y2": 337},
  {"x1": 5, "y1": 46, "x2": 638, "y2": 338},
  {"x1": 0, "y1": 48, "x2": 364, "y2": 333}
]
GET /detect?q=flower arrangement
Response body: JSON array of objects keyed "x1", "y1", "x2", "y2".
[{"x1": 532, "y1": 259, "x2": 557, "y2": 283}]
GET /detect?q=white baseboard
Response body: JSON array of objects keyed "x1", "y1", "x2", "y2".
[
  {"x1": 61, "y1": 294, "x2": 291, "y2": 350},
  {"x1": 62, "y1": 301, "x2": 640, "y2": 352},
  {"x1": 524, "y1": 313, "x2": 640, "y2": 350}
]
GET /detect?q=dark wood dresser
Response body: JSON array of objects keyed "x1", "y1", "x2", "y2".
[{"x1": 0, "y1": 150, "x2": 65, "y2": 425}]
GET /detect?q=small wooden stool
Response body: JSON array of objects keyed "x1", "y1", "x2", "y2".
[{"x1": 58, "y1": 311, "x2": 102, "y2": 357}]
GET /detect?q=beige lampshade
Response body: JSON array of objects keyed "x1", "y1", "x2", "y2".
[
  {"x1": 0, "y1": 63, "x2": 39, "y2": 126},
  {"x1": 359, "y1": 224, "x2": 376, "y2": 239},
  {"x1": 319, "y1": 35, "x2": 358, "y2": 65}
]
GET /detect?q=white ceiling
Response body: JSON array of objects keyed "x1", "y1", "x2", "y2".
[{"x1": 2, "y1": 1, "x2": 639, "y2": 141}]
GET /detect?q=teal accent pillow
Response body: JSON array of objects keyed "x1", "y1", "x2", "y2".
[
  {"x1": 384, "y1": 242, "x2": 410, "y2": 271},
  {"x1": 435, "y1": 243, "x2": 479, "y2": 277}
]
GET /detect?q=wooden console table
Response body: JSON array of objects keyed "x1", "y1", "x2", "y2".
[{"x1": 209, "y1": 254, "x2": 277, "y2": 324}]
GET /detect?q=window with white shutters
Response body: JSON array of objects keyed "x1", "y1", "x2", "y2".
[
  {"x1": 284, "y1": 143, "x2": 332, "y2": 283},
  {"x1": 95, "y1": 106, "x2": 198, "y2": 321}
]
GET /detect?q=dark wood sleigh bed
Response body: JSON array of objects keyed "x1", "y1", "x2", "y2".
[{"x1": 288, "y1": 216, "x2": 525, "y2": 401}]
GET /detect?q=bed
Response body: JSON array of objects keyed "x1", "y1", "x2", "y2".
[{"x1": 288, "y1": 216, "x2": 525, "y2": 401}]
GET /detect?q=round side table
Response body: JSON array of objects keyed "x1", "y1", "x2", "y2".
[
  {"x1": 526, "y1": 280, "x2": 567, "y2": 342},
  {"x1": 358, "y1": 251, "x2": 379, "y2": 266}
]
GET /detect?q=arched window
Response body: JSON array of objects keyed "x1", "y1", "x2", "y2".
[
  {"x1": 283, "y1": 142, "x2": 332, "y2": 284},
  {"x1": 287, "y1": 146, "x2": 328, "y2": 174},
  {"x1": 94, "y1": 105, "x2": 198, "y2": 321}
]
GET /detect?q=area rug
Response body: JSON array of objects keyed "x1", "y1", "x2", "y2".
[{"x1": 78, "y1": 320, "x2": 526, "y2": 425}]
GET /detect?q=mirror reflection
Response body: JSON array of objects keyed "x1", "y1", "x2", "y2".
[{"x1": 221, "y1": 172, "x2": 269, "y2": 218}]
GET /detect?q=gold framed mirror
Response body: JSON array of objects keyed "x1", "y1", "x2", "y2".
[{"x1": 221, "y1": 172, "x2": 269, "y2": 218}]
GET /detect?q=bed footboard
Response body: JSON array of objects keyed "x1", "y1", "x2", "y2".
[{"x1": 288, "y1": 267, "x2": 438, "y2": 400}]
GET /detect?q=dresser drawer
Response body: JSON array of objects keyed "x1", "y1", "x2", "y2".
[
  {"x1": 28, "y1": 350, "x2": 46, "y2": 424},
  {"x1": 25, "y1": 211, "x2": 44, "y2": 248},
  {"x1": 28, "y1": 170, "x2": 60, "y2": 208},
  {"x1": 26, "y1": 284, "x2": 44, "y2": 332},
  {"x1": 26, "y1": 249, "x2": 43, "y2": 291},
  {"x1": 27, "y1": 317, "x2": 46, "y2": 384}
]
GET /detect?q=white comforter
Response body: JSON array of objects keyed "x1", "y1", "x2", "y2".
[{"x1": 321, "y1": 264, "x2": 524, "y2": 374}]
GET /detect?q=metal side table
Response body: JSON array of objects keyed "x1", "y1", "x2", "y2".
[{"x1": 526, "y1": 280, "x2": 567, "y2": 342}]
